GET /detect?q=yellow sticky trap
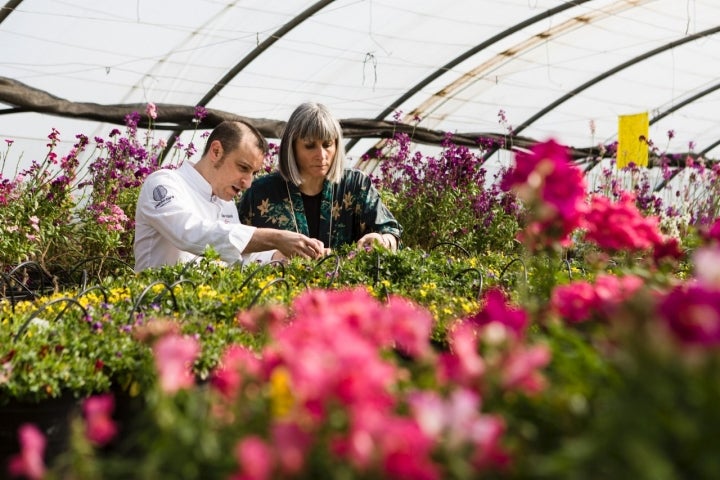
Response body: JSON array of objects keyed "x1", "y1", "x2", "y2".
[{"x1": 617, "y1": 112, "x2": 649, "y2": 168}]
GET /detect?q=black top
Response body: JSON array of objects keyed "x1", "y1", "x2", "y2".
[{"x1": 301, "y1": 192, "x2": 322, "y2": 240}]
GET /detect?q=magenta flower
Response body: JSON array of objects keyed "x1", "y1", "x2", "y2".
[
  {"x1": 551, "y1": 274, "x2": 643, "y2": 323},
  {"x1": 659, "y1": 283, "x2": 720, "y2": 346},
  {"x1": 194, "y1": 105, "x2": 208, "y2": 121},
  {"x1": 703, "y1": 217, "x2": 720, "y2": 245},
  {"x1": 8, "y1": 424, "x2": 46, "y2": 480},
  {"x1": 550, "y1": 280, "x2": 597, "y2": 323},
  {"x1": 466, "y1": 287, "x2": 528, "y2": 338},
  {"x1": 83, "y1": 393, "x2": 117, "y2": 446},
  {"x1": 584, "y1": 193, "x2": 663, "y2": 251},
  {"x1": 152, "y1": 334, "x2": 200, "y2": 393},
  {"x1": 379, "y1": 417, "x2": 439, "y2": 480},
  {"x1": 501, "y1": 138, "x2": 587, "y2": 248}
]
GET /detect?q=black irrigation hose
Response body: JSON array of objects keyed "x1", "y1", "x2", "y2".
[
  {"x1": 7, "y1": 260, "x2": 53, "y2": 296},
  {"x1": 429, "y1": 241, "x2": 471, "y2": 257},
  {"x1": 169, "y1": 278, "x2": 197, "y2": 291},
  {"x1": 237, "y1": 261, "x2": 286, "y2": 292},
  {"x1": 129, "y1": 280, "x2": 178, "y2": 324},
  {"x1": 1, "y1": 271, "x2": 37, "y2": 311},
  {"x1": 66, "y1": 256, "x2": 135, "y2": 290},
  {"x1": 13, "y1": 297, "x2": 89, "y2": 342},
  {"x1": 452, "y1": 267, "x2": 485, "y2": 300},
  {"x1": 310, "y1": 254, "x2": 341, "y2": 288},
  {"x1": 563, "y1": 259, "x2": 573, "y2": 280},
  {"x1": 499, "y1": 257, "x2": 528, "y2": 287},
  {"x1": 249, "y1": 278, "x2": 290, "y2": 307},
  {"x1": 75, "y1": 284, "x2": 109, "y2": 305}
]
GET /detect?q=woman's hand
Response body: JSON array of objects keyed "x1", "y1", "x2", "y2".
[{"x1": 357, "y1": 233, "x2": 397, "y2": 252}]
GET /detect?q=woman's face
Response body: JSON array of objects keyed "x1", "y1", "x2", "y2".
[{"x1": 293, "y1": 137, "x2": 336, "y2": 180}]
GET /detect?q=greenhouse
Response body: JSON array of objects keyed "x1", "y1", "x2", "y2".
[{"x1": 1, "y1": 1, "x2": 720, "y2": 479}]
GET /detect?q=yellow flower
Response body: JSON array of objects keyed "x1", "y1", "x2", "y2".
[
  {"x1": 109, "y1": 287, "x2": 132, "y2": 304},
  {"x1": 269, "y1": 366, "x2": 294, "y2": 418},
  {"x1": 197, "y1": 284, "x2": 218, "y2": 300}
]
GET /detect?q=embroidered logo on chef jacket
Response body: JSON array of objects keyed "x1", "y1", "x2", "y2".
[
  {"x1": 152, "y1": 185, "x2": 174, "y2": 208},
  {"x1": 220, "y1": 213, "x2": 233, "y2": 224}
]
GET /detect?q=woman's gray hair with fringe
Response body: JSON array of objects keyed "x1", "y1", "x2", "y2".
[{"x1": 278, "y1": 102, "x2": 346, "y2": 185}]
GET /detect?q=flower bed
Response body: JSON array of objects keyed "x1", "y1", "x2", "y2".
[{"x1": 3, "y1": 110, "x2": 720, "y2": 479}]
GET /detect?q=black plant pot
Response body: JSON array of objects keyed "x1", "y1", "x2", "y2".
[{"x1": 0, "y1": 394, "x2": 79, "y2": 480}]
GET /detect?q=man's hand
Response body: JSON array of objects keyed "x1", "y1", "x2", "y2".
[
  {"x1": 274, "y1": 231, "x2": 325, "y2": 260},
  {"x1": 246, "y1": 228, "x2": 325, "y2": 260}
]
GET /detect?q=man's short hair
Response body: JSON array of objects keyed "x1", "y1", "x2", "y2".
[{"x1": 203, "y1": 120, "x2": 269, "y2": 156}]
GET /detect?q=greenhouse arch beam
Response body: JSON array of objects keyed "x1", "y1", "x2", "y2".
[
  {"x1": 699, "y1": 138, "x2": 720, "y2": 158},
  {"x1": 196, "y1": 0, "x2": 334, "y2": 107},
  {"x1": 162, "y1": 0, "x2": 334, "y2": 156},
  {"x1": 483, "y1": 24, "x2": 720, "y2": 161},
  {"x1": 345, "y1": 0, "x2": 593, "y2": 152},
  {"x1": 0, "y1": 0, "x2": 23, "y2": 25},
  {"x1": 650, "y1": 82, "x2": 720, "y2": 125}
]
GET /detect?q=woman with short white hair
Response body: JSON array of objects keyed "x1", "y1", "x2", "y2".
[{"x1": 237, "y1": 102, "x2": 401, "y2": 252}]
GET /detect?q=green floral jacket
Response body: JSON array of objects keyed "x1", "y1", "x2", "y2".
[{"x1": 237, "y1": 169, "x2": 402, "y2": 249}]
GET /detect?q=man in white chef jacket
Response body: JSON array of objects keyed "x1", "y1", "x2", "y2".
[{"x1": 134, "y1": 120, "x2": 325, "y2": 272}]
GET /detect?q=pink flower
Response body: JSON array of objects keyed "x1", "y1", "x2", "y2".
[
  {"x1": 28, "y1": 216, "x2": 40, "y2": 232},
  {"x1": 146, "y1": 102, "x2": 157, "y2": 120},
  {"x1": 83, "y1": 394, "x2": 117, "y2": 446},
  {"x1": 232, "y1": 436, "x2": 274, "y2": 480},
  {"x1": 438, "y1": 323, "x2": 485, "y2": 386},
  {"x1": 271, "y1": 422, "x2": 310, "y2": 475},
  {"x1": 153, "y1": 334, "x2": 200, "y2": 393},
  {"x1": 385, "y1": 295, "x2": 433, "y2": 358},
  {"x1": 501, "y1": 344, "x2": 552, "y2": 394},
  {"x1": 8, "y1": 424, "x2": 46, "y2": 480},
  {"x1": 410, "y1": 388, "x2": 500, "y2": 452},
  {"x1": 210, "y1": 345, "x2": 261, "y2": 399},
  {"x1": 694, "y1": 247, "x2": 720, "y2": 287},
  {"x1": 594, "y1": 273, "x2": 642, "y2": 305},
  {"x1": 471, "y1": 416, "x2": 510, "y2": 471}
]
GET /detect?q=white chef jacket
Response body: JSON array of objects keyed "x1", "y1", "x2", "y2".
[{"x1": 134, "y1": 161, "x2": 275, "y2": 272}]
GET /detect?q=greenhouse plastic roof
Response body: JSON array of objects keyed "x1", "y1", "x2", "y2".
[{"x1": 2, "y1": 0, "x2": 720, "y2": 168}]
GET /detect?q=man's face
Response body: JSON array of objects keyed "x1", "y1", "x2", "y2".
[{"x1": 209, "y1": 138, "x2": 263, "y2": 201}]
